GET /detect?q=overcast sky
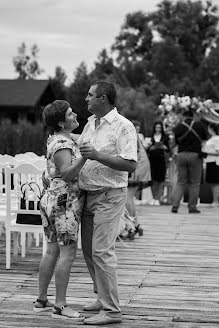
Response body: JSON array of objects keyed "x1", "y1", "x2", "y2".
[{"x1": 1, "y1": 0, "x2": 219, "y2": 84}]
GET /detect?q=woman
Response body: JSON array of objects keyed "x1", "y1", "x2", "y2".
[
  {"x1": 119, "y1": 120, "x2": 151, "y2": 240},
  {"x1": 147, "y1": 121, "x2": 169, "y2": 205},
  {"x1": 34, "y1": 100, "x2": 86, "y2": 320},
  {"x1": 203, "y1": 123, "x2": 219, "y2": 207}
]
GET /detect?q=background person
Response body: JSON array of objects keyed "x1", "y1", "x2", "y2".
[
  {"x1": 123, "y1": 119, "x2": 151, "y2": 239},
  {"x1": 133, "y1": 119, "x2": 145, "y2": 146},
  {"x1": 147, "y1": 121, "x2": 169, "y2": 205},
  {"x1": 203, "y1": 123, "x2": 219, "y2": 207},
  {"x1": 78, "y1": 81, "x2": 137, "y2": 325},
  {"x1": 171, "y1": 109, "x2": 208, "y2": 213},
  {"x1": 35, "y1": 100, "x2": 86, "y2": 320}
]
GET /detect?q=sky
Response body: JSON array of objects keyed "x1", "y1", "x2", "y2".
[
  {"x1": 0, "y1": 0, "x2": 162, "y2": 83},
  {"x1": 1, "y1": 0, "x2": 219, "y2": 84}
]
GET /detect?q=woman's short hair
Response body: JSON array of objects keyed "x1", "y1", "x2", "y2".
[
  {"x1": 42, "y1": 100, "x2": 70, "y2": 132},
  {"x1": 95, "y1": 81, "x2": 116, "y2": 106}
]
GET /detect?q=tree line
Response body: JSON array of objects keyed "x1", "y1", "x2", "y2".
[{"x1": 12, "y1": 0, "x2": 219, "y2": 136}]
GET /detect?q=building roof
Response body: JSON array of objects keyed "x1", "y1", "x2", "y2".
[{"x1": 0, "y1": 79, "x2": 50, "y2": 107}]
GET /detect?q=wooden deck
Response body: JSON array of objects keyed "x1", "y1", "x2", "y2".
[{"x1": 0, "y1": 204, "x2": 219, "y2": 327}]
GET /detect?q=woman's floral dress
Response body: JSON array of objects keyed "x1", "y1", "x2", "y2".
[{"x1": 40, "y1": 134, "x2": 84, "y2": 245}]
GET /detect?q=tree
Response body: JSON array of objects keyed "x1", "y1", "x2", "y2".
[
  {"x1": 13, "y1": 42, "x2": 43, "y2": 79},
  {"x1": 112, "y1": 11, "x2": 154, "y2": 66},
  {"x1": 150, "y1": 40, "x2": 191, "y2": 86},
  {"x1": 68, "y1": 62, "x2": 91, "y2": 133},
  {"x1": 90, "y1": 49, "x2": 130, "y2": 87},
  {"x1": 197, "y1": 38, "x2": 219, "y2": 85},
  {"x1": 151, "y1": 0, "x2": 219, "y2": 69},
  {"x1": 92, "y1": 49, "x2": 114, "y2": 79},
  {"x1": 111, "y1": 0, "x2": 219, "y2": 90},
  {"x1": 197, "y1": 79, "x2": 219, "y2": 101},
  {"x1": 120, "y1": 59, "x2": 148, "y2": 88},
  {"x1": 50, "y1": 66, "x2": 67, "y2": 100},
  {"x1": 116, "y1": 85, "x2": 156, "y2": 136}
]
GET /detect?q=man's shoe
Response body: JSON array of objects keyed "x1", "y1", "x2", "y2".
[
  {"x1": 171, "y1": 207, "x2": 178, "y2": 213},
  {"x1": 84, "y1": 310, "x2": 122, "y2": 325},
  {"x1": 189, "y1": 208, "x2": 201, "y2": 214},
  {"x1": 83, "y1": 299, "x2": 102, "y2": 311},
  {"x1": 128, "y1": 229, "x2": 135, "y2": 240}
]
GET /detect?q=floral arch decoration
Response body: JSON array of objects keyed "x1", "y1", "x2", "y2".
[{"x1": 158, "y1": 94, "x2": 219, "y2": 133}]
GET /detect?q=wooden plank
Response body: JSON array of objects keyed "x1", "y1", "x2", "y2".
[{"x1": 0, "y1": 203, "x2": 219, "y2": 327}]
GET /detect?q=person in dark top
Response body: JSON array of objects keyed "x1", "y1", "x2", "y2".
[
  {"x1": 171, "y1": 110, "x2": 208, "y2": 213},
  {"x1": 147, "y1": 121, "x2": 169, "y2": 205}
]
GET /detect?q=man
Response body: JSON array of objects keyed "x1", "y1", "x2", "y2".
[
  {"x1": 171, "y1": 110, "x2": 207, "y2": 213},
  {"x1": 78, "y1": 81, "x2": 137, "y2": 325}
]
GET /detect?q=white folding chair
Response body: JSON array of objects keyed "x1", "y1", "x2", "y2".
[{"x1": 5, "y1": 163, "x2": 47, "y2": 269}]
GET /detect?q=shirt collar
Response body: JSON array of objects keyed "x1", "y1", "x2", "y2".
[{"x1": 88, "y1": 107, "x2": 118, "y2": 124}]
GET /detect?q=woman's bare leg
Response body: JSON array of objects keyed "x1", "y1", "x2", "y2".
[
  {"x1": 55, "y1": 242, "x2": 77, "y2": 307},
  {"x1": 38, "y1": 242, "x2": 60, "y2": 301}
]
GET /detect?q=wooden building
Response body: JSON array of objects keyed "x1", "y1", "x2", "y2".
[{"x1": 0, "y1": 79, "x2": 56, "y2": 123}]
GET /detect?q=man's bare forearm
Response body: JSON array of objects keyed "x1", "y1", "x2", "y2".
[
  {"x1": 94, "y1": 151, "x2": 136, "y2": 173},
  {"x1": 79, "y1": 144, "x2": 137, "y2": 173}
]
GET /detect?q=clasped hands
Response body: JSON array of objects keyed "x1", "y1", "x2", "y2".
[{"x1": 79, "y1": 143, "x2": 98, "y2": 160}]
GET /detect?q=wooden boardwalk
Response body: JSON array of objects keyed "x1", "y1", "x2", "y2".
[{"x1": 0, "y1": 204, "x2": 219, "y2": 327}]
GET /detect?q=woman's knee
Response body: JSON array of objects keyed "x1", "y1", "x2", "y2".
[
  {"x1": 45, "y1": 242, "x2": 59, "y2": 258},
  {"x1": 59, "y1": 242, "x2": 77, "y2": 262}
]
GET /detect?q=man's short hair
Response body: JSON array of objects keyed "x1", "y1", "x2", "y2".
[
  {"x1": 42, "y1": 100, "x2": 70, "y2": 132},
  {"x1": 94, "y1": 81, "x2": 116, "y2": 106}
]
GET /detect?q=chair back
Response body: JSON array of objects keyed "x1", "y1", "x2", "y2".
[
  {"x1": 0, "y1": 164, "x2": 6, "y2": 198},
  {"x1": 14, "y1": 154, "x2": 31, "y2": 162},
  {"x1": 0, "y1": 159, "x2": 23, "y2": 201},
  {"x1": 0, "y1": 155, "x2": 14, "y2": 166},
  {"x1": 24, "y1": 152, "x2": 40, "y2": 159},
  {"x1": 5, "y1": 163, "x2": 44, "y2": 227},
  {"x1": 32, "y1": 158, "x2": 46, "y2": 170}
]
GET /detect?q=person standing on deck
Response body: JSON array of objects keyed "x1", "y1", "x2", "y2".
[
  {"x1": 171, "y1": 110, "x2": 207, "y2": 213},
  {"x1": 78, "y1": 81, "x2": 137, "y2": 325}
]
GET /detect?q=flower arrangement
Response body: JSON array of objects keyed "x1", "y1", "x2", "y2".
[{"x1": 158, "y1": 94, "x2": 213, "y2": 132}]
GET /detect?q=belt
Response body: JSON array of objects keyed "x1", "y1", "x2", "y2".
[{"x1": 84, "y1": 187, "x2": 112, "y2": 195}]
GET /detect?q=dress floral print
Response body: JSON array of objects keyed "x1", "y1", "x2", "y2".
[{"x1": 40, "y1": 134, "x2": 84, "y2": 245}]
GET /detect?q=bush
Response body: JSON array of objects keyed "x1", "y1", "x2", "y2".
[{"x1": 0, "y1": 119, "x2": 47, "y2": 156}]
